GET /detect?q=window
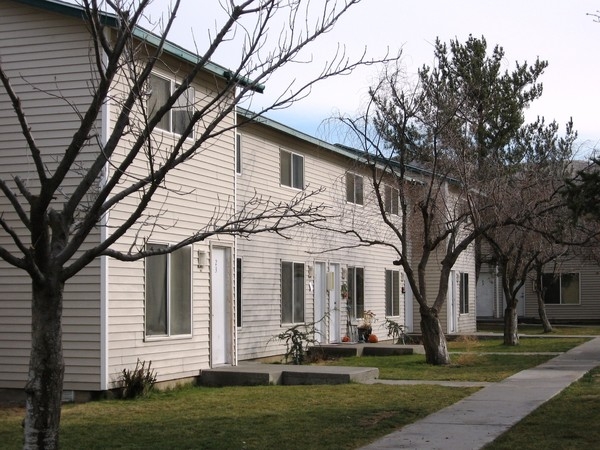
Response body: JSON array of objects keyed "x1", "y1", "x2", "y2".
[
  {"x1": 236, "y1": 133, "x2": 242, "y2": 175},
  {"x1": 459, "y1": 272, "x2": 469, "y2": 314},
  {"x1": 348, "y1": 267, "x2": 365, "y2": 319},
  {"x1": 542, "y1": 273, "x2": 580, "y2": 305},
  {"x1": 145, "y1": 244, "x2": 192, "y2": 337},
  {"x1": 236, "y1": 258, "x2": 243, "y2": 327},
  {"x1": 281, "y1": 261, "x2": 305, "y2": 323},
  {"x1": 384, "y1": 185, "x2": 399, "y2": 215},
  {"x1": 346, "y1": 173, "x2": 364, "y2": 205},
  {"x1": 280, "y1": 149, "x2": 304, "y2": 189},
  {"x1": 148, "y1": 73, "x2": 195, "y2": 136},
  {"x1": 385, "y1": 270, "x2": 401, "y2": 316}
]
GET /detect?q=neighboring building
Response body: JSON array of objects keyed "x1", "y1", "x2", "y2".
[
  {"x1": 0, "y1": 0, "x2": 476, "y2": 400},
  {"x1": 478, "y1": 257, "x2": 600, "y2": 324}
]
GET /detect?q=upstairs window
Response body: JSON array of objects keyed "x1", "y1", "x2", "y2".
[
  {"x1": 346, "y1": 173, "x2": 364, "y2": 205},
  {"x1": 542, "y1": 273, "x2": 580, "y2": 305},
  {"x1": 384, "y1": 185, "x2": 399, "y2": 215},
  {"x1": 145, "y1": 244, "x2": 192, "y2": 337},
  {"x1": 280, "y1": 149, "x2": 304, "y2": 189},
  {"x1": 148, "y1": 73, "x2": 195, "y2": 137}
]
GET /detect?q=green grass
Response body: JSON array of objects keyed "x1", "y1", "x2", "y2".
[
  {"x1": 0, "y1": 384, "x2": 476, "y2": 450},
  {"x1": 477, "y1": 323, "x2": 600, "y2": 336},
  {"x1": 486, "y1": 367, "x2": 600, "y2": 449},
  {"x1": 448, "y1": 337, "x2": 589, "y2": 353},
  {"x1": 318, "y1": 337, "x2": 586, "y2": 383},
  {"x1": 320, "y1": 353, "x2": 555, "y2": 382}
]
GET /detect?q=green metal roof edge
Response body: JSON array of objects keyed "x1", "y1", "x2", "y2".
[
  {"x1": 12, "y1": 0, "x2": 264, "y2": 92},
  {"x1": 236, "y1": 107, "x2": 442, "y2": 181}
]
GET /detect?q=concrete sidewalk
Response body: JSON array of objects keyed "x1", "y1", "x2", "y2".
[{"x1": 361, "y1": 337, "x2": 600, "y2": 450}]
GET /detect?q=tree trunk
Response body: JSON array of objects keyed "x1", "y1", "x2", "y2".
[
  {"x1": 536, "y1": 290, "x2": 553, "y2": 333},
  {"x1": 420, "y1": 308, "x2": 451, "y2": 365},
  {"x1": 23, "y1": 278, "x2": 65, "y2": 450},
  {"x1": 503, "y1": 304, "x2": 519, "y2": 346}
]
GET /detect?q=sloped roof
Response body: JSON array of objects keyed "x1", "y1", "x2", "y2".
[{"x1": 12, "y1": 0, "x2": 263, "y2": 92}]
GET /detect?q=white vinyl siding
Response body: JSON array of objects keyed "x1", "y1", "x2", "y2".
[{"x1": 0, "y1": 1, "x2": 103, "y2": 391}]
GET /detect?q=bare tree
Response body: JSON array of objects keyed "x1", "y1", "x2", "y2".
[
  {"x1": 327, "y1": 35, "x2": 548, "y2": 364},
  {"x1": 481, "y1": 118, "x2": 577, "y2": 344},
  {"x1": 0, "y1": 1, "x2": 394, "y2": 448}
]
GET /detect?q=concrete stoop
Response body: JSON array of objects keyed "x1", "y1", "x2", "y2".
[
  {"x1": 309, "y1": 343, "x2": 423, "y2": 359},
  {"x1": 199, "y1": 364, "x2": 379, "y2": 387}
]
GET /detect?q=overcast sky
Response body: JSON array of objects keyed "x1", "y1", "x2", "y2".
[{"x1": 143, "y1": 0, "x2": 600, "y2": 156}]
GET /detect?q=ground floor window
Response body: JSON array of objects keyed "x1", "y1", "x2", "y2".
[
  {"x1": 145, "y1": 244, "x2": 192, "y2": 337},
  {"x1": 459, "y1": 272, "x2": 469, "y2": 314},
  {"x1": 385, "y1": 269, "x2": 401, "y2": 316},
  {"x1": 542, "y1": 273, "x2": 580, "y2": 305},
  {"x1": 281, "y1": 261, "x2": 305, "y2": 323},
  {"x1": 348, "y1": 267, "x2": 365, "y2": 319}
]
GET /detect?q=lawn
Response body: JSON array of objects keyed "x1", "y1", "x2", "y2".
[
  {"x1": 0, "y1": 384, "x2": 476, "y2": 450},
  {"x1": 477, "y1": 323, "x2": 600, "y2": 336},
  {"x1": 320, "y1": 353, "x2": 554, "y2": 382},
  {"x1": 448, "y1": 336, "x2": 589, "y2": 353},
  {"x1": 486, "y1": 366, "x2": 600, "y2": 449},
  {"x1": 320, "y1": 337, "x2": 587, "y2": 382}
]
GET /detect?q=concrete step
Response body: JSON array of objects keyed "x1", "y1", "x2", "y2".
[
  {"x1": 199, "y1": 364, "x2": 379, "y2": 387},
  {"x1": 309, "y1": 343, "x2": 422, "y2": 359}
]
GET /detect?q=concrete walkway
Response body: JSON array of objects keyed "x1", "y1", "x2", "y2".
[{"x1": 361, "y1": 337, "x2": 600, "y2": 450}]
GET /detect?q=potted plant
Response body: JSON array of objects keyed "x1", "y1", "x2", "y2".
[{"x1": 357, "y1": 310, "x2": 376, "y2": 342}]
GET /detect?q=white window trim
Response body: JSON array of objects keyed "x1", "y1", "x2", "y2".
[
  {"x1": 346, "y1": 172, "x2": 364, "y2": 206},
  {"x1": 280, "y1": 148, "x2": 305, "y2": 190},
  {"x1": 149, "y1": 72, "x2": 195, "y2": 140},
  {"x1": 144, "y1": 243, "x2": 193, "y2": 341},
  {"x1": 281, "y1": 260, "x2": 305, "y2": 324}
]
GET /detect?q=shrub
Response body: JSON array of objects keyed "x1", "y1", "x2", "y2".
[{"x1": 118, "y1": 359, "x2": 157, "y2": 399}]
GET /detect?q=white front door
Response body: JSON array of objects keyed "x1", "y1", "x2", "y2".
[
  {"x1": 211, "y1": 247, "x2": 232, "y2": 366},
  {"x1": 314, "y1": 262, "x2": 327, "y2": 343},
  {"x1": 328, "y1": 264, "x2": 341, "y2": 343}
]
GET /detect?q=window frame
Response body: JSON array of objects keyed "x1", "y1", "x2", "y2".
[
  {"x1": 459, "y1": 272, "x2": 469, "y2": 314},
  {"x1": 279, "y1": 148, "x2": 304, "y2": 189},
  {"x1": 144, "y1": 243, "x2": 193, "y2": 339},
  {"x1": 236, "y1": 257, "x2": 243, "y2": 327},
  {"x1": 542, "y1": 273, "x2": 581, "y2": 305},
  {"x1": 346, "y1": 173, "x2": 364, "y2": 205},
  {"x1": 385, "y1": 269, "x2": 401, "y2": 317},
  {"x1": 348, "y1": 266, "x2": 365, "y2": 320},
  {"x1": 148, "y1": 72, "x2": 195, "y2": 138},
  {"x1": 384, "y1": 185, "x2": 399, "y2": 215},
  {"x1": 281, "y1": 261, "x2": 305, "y2": 324},
  {"x1": 236, "y1": 133, "x2": 242, "y2": 175}
]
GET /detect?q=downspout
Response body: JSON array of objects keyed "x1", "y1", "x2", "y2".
[
  {"x1": 99, "y1": 40, "x2": 111, "y2": 391},
  {"x1": 233, "y1": 105, "x2": 239, "y2": 366}
]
